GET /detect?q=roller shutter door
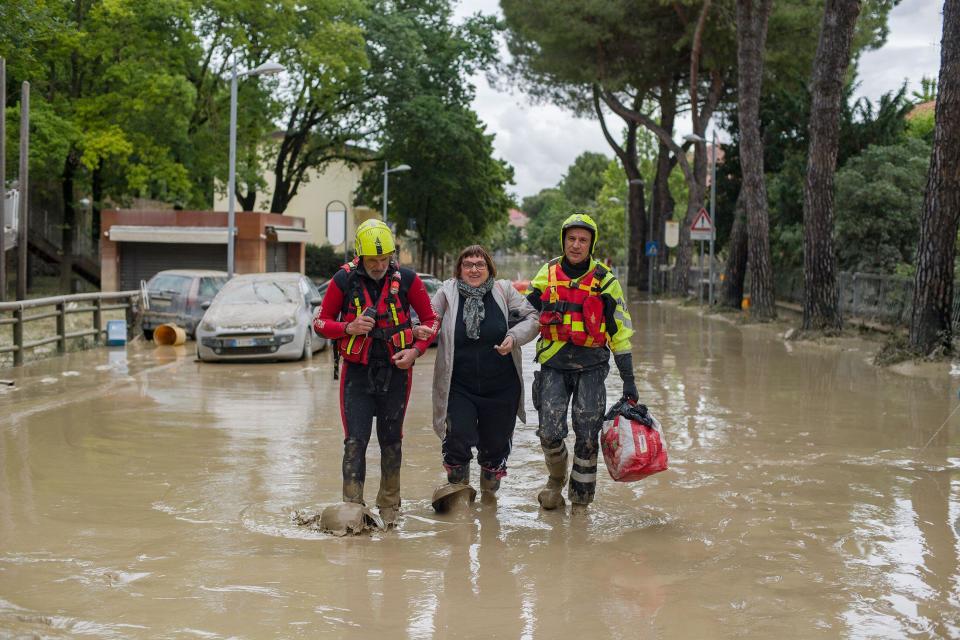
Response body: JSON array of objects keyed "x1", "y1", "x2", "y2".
[
  {"x1": 265, "y1": 242, "x2": 288, "y2": 272},
  {"x1": 119, "y1": 243, "x2": 227, "y2": 290}
]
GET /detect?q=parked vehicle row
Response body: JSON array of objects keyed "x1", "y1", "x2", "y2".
[
  {"x1": 142, "y1": 270, "x2": 326, "y2": 362},
  {"x1": 139, "y1": 268, "x2": 522, "y2": 362}
]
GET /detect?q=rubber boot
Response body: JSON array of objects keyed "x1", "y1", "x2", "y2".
[
  {"x1": 568, "y1": 450, "x2": 598, "y2": 507},
  {"x1": 537, "y1": 440, "x2": 568, "y2": 510},
  {"x1": 479, "y1": 469, "x2": 501, "y2": 505},
  {"x1": 342, "y1": 438, "x2": 366, "y2": 504},
  {"x1": 376, "y1": 442, "x2": 402, "y2": 526},
  {"x1": 432, "y1": 465, "x2": 475, "y2": 513}
]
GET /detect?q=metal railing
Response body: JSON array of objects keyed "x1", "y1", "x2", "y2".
[
  {"x1": 775, "y1": 270, "x2": 960, "y2": 331},
  {"x1": 0, "y1": 290, "x2": 139, "y2": 366}
]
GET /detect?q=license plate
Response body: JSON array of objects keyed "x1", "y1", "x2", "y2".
[{"x1": 225, "y1": 337, "x2": 269, "y2": 347}]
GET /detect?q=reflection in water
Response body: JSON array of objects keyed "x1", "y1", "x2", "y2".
[{"x1": 0, "y1": 303, "x2": 958, "y2": 636}]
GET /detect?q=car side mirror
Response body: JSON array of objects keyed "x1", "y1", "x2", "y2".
[
  {"x1": 201, "y1": 301, "x2": 212, "y2": 310},
  {"x1": 309, "y1": 297, "x2": 323, "y2": 307}
]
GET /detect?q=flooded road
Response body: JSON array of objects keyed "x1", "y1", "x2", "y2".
[{"x1": 1, "y1": 302, "x2": 958, "y2": 638}]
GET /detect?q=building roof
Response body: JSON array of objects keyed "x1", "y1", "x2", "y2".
[
  {"x1": 508, "y1": 208, "x2": 528, "y2": 228},
  {"x1": 908, "y1": 100, "x2": 935, "y2": 120}
]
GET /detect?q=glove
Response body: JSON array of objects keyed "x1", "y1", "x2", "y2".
[{"x1": 614, "y1": 352, "x2": 638, "y2": 402}]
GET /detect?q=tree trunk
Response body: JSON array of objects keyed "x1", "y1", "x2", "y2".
[
  {"x1": 626, "y1": 121, "x2": 648, "y2": 291},
  {"x1": 237, "y1": 188, "x2": 256, "y2": 212},
  {"x1": 91, "y1": 159, "x2": 103, "y2": 251},
  {"x1": 60, "y1": 153, "x2": 77, "y2": 293},
  {"x1": 591, "y1": 87, "x2": 646, "y2": 290},
  {"x1": 672, "y1": 147, "x2": 707, "y2": 295},
  {"x1": 722, "y1": 192, "x2": 748, "y2": 308},
  {"x1": 737, "y1": 0, "x2": 776, "y2": 320},
  {"x1": 801, "y1": 0, "x2": 861, "y2": 331},
  {"x1": 653, "y1": 79, "x2": 678, "y2": 254},
  {"x1": 909, "y1": 0, "x2": 960, "y2": 355}
]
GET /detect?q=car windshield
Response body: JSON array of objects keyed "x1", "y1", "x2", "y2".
[
  {"x1": 222, "y1": 280, "x2": 299, "y2": 305},
  {"x1": 421, "y1": 276, "x2": 442, "y2": 296}
]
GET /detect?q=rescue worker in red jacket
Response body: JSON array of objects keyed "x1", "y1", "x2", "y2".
[
  {"x1": 314, "y1": 219, "x2": 438, "y2": 525},
  {"x1": 526, "y1": 213, "x2": 637, "y2": 509}
]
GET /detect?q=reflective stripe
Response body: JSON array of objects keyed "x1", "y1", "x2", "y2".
[
  {"x1": 573, "y1": 456, "x2": 596, "y2": 469},
  {"x1": 542, "y1": 442, "x2": 566, "y2": 454},
  {"x1": 570, "y1": 469, "x2": 597, "y2": 483}
]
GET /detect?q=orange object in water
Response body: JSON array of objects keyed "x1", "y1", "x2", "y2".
[{"x1": 154, "y1": 323, "x2": 186, "y2": 346}]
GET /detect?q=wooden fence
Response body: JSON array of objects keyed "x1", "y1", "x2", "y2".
[{"x1": 0, "y1": 291, "x2": 139, "y2": 366}]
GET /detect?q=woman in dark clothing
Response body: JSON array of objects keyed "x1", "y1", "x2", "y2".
[{"x1": 420, "y1": 246, "x2": 539, "y2": 508}]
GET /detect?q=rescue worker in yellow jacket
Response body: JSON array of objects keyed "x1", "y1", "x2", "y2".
[{"x1": 526, "y1": 213, "x2": 636, "y2": 509}]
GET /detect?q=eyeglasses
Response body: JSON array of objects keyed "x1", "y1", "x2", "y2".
[{"x1": 462, "y1": 260, "x2": 488, "y2": 272}]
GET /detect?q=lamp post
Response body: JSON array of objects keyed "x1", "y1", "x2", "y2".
[
  {"x1": 382, "y1": 162, "x2": 411, "y2": 222},
  {"x1": 227, "y1": 59, "x2": 285, "y2": 278}
]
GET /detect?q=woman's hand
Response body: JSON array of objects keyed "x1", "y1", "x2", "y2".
[
  {"x1": 494, "y1": 335, "x2": 515, "y2": 355},
  {"x1": 413, "y1": 323, "x2": 436, "y2": 341}
]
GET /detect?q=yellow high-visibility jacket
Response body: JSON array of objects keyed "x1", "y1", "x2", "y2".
[{"x1": 529, "y1": 257, "x2": 634, "y2": 364}]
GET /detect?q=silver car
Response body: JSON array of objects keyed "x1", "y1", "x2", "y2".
[{"x1": 196, "y1": 272, "x2": 326, "y2": 362}]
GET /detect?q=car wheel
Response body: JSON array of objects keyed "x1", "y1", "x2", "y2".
[
  {"x1": 143, "y1": 328, "x2": 154, "y2": 341},
  {"x1": 300, "y1": 333, "x2": 312, "y2": 361}
]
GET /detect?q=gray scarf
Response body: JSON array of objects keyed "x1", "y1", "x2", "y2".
[{"x1": 457, "y1": 277, "x2": 494, "y2": 340}]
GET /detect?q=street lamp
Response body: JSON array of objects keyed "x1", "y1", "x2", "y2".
[
  {"x1": 382, "y1": 162, "x2": 411, "y2": 222},
  {"x1": 227, "y1": 59, "x2": 285, "y2": 278}
]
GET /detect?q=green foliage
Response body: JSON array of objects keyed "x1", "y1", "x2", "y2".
[
  {"x1": 523, "y1": 189, "x2": 575, "y2": 257},
  {"x1": 906, "y1": 109, "x2": 935, "y2": 144},
  {"x1": 305, "y1": 243, "x2": 352, "y2": 279},
  {"x1": 911, "y1": 75, "x2": 937, "y2": 103},
  {"x1": 355, "y1": 0, "x2": 509, "y2": 259},
  {"x1": 484, "y1": 222, "x2": 524, "y2": 254},
  {"x1": 834, "y1": 138, "x2": 931, "y2": 273},
  {"x1": 560, "y1": 152, "x2": 609, "y2": 206}
]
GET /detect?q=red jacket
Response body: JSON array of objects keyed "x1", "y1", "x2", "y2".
[{"x1": 314, "y1": 263, "x2": 438, "y2": 361}]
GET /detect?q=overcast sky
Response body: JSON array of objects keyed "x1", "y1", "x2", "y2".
[{"x1": 453, "y1": 0, "x2": 944, "y2": 201}]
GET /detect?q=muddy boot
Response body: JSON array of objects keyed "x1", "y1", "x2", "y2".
[
  {"x1": 432, "y1": 465, "x2": 476, "y2": 513},
  {"x1": 568, "y1": 450, "x2": 599, "y2": 507},
  {"x1": 537, "y1": 440, "x2": 568, "y2": 510},
  {"x1": 376, "y1": 442, "x2": 402, "y2": 527},
  {"x1": 342, "y1": 438, "x2": 367, "y2": 504},
  {"x1": 479, "y1": 469, "x2": 501, "y2": 504}
]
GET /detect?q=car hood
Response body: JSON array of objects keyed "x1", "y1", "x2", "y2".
[{"x1": 204, "y1": 302, "x2": 300, "y2": 329}]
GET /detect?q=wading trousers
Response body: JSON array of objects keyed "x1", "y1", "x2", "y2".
[
  {"x1": 535, "y1": 364, "x2": 608, "y2": 504},
  {"x1": 340, "y1": 360, "x2": 411, "y2": 510},
  {"x1": 442, "y1": 374, "x2": 521, "y2": 482}
]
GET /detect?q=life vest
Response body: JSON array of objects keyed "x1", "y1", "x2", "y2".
[
  {"x1": 337, "y1": 258, "x2": 415, "y2": 364},
  {"x1": 538, "y1": 259, "x2": 608, "y2": 347}
]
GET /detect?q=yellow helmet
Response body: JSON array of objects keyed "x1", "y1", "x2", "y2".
[
  {"x1": 354, "y1": 219, "x2": 396, "y2": 256},
  {"x1": 560, "y1": 212, "x2": 598, "y2": 254}
]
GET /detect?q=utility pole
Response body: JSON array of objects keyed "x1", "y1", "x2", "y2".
[
  {"x1": 17, "y1": 82, "x2": 29, "y2": 301},
  {"x1": 708, "y1": 130, "x2": 717, "y2": 305},
  {"x1": 0, "y1": 58, "x2": 6, "y2": 302}
]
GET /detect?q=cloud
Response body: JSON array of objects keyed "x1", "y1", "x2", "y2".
[{"x1": 457, "y1": 0, "x2": 943, "y2": 200}]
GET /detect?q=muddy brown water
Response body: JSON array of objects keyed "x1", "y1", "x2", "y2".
[{"x1": 1, "y1": 302, "x2": 958, "y2": 638}]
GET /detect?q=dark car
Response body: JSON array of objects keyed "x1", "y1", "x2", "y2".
[{"x1": 141, "y1": 269, "x2": 229, "y2": 340}]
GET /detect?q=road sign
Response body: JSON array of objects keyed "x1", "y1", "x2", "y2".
[
  {"x1": 645, "y1": 240, "x2": 658, "y2": 257},
  {"x1": 690, "y1": 207, "x2": 714, "y2": 241},
  {"x1": 665, "y1": 221, "x2": 679, "y2": 248}
]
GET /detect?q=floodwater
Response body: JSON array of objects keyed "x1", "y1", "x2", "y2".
[{"x1": 1, "y1": 302, "x2": 958, "y2": 638}]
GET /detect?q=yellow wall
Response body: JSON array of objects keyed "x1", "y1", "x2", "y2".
[{"x1": 213, "y1": 160, "x2": 375, "y2": 252}]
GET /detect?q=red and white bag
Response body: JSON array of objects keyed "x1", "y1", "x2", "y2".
[{"x1": 601, "y1": 400, "x2": 668, "y2": 482}]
